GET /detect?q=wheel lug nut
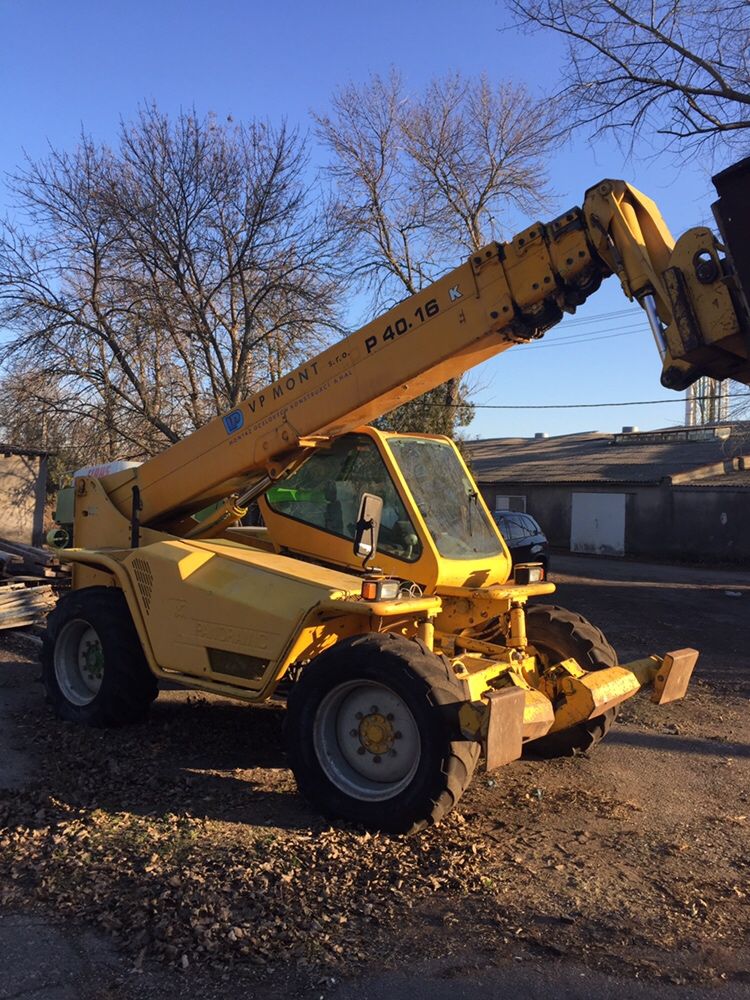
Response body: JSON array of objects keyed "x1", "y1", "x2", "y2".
[
  {"x1": 350, "y1": 729, "x2": 358, "y2": 737},
  {"x1": 357, "y1": 747, "x2": 366, "y2": 755},
  {"x1": 373, "y1": 755, "x2": 382, "y2": 764},
  {"x1": 370, "y1": 706, "x2": 379, "y2": 714},
  {"x1": 394, "y1": 731, "x2": 402, "y2": 739},
  {"x1": 355, "y1": 712, "x2": 363, "y2": 719},
  {"x1": 386, "y1": 713, "x2": 394, "y2": 721},
  {"x1": 389, "y1": 749, "x2": 397, "y2": 757}
]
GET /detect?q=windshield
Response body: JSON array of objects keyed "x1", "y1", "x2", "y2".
[
  {"x1": 388, "y1": 437, "x2": 502, "y2": 560},
  {"x1": 265, "y1": 434, "x2": 422, "y2": 563}
]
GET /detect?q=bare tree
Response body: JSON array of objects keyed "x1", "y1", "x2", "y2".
[
  {"x1": 316, "y1": 71, "x2": 557, "y2": 434},
  {"x1": 508, "y1": 0, "x2": 750, "y2": 159},
  {"x1": 0, "y1": 107, "x2": 345, "y2": 464},
  {"x1": 0, "y1": 365, "x2": 106, "y2": 493},
  {"x1": 403, "y1": 75, "x2": 555, "y2": 256}
]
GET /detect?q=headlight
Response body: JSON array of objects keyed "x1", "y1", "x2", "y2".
[
  {"x1": 513, "y1": 563, "x2": 545, "y2": 584},
  {"x1": 530, "y1": 544, "x2": 543, "y2": 554},
  {"x1": 361, "y1": 578, "x2": 401, "y2": 601}
]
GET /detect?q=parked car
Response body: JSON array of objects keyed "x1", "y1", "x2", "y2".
[{"x1": 493, "y1": 511, "x2": 549, "y2": 574}]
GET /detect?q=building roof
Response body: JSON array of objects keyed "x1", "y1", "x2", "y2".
[
  {"x1": 678, "y1": 470, "x2": 750, "y2": 488},
  {"x1": 465, "y1": 424, "x2": 750, "y2": 486}
]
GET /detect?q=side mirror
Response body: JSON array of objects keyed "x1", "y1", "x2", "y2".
[{"x1": 353, "y1": 493, "x2": 383, "y2": 564}]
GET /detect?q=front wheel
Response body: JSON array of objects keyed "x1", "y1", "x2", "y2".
[
  {"x1": 285, "y1": 633, "x2": 479, "y2": 834},
  {"x1": 42, "y1": 586, "x2": 158, "y2": 726}
]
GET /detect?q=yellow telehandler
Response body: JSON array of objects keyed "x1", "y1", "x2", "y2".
[{"x1": 44, "y1": 156, "x2": 750, "y2": 833}]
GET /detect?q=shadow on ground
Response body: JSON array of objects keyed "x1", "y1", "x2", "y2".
[
  {"x1": 608, "y1": 728, "x2": 750, "y2": 759},
  {"x1": 13, "y1": 689, "x2": 317, "y2": 830}
]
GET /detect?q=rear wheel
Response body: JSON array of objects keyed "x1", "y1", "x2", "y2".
[
  {"x1": 42, "y1": 586, "x2": 158, "y2": 726},
  {"x1": 285, "y1": 632, "x2": 479, "y2": 834},
  {"x1": 524, "y1": 604, "x2": 618, "y2": 759}
]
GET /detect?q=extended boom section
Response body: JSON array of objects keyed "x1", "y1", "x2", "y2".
[{"x1": 96, "y1": 212, "x2": 607, "y2": 534}]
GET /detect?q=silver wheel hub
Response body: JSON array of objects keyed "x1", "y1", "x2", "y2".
[
  {"x1": 314, "y1": 680, "x2": 421, "y2": 801},
  {"x1": 54, "y1": 619, "x2": 104, "y2": 706}
]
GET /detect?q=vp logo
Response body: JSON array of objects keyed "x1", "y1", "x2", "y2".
[{"x1": 223, "y1": 409, "x2": 244, "y2": 435}]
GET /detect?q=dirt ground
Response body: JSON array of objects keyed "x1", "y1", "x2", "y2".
[{"x1": 0, "y1": 554, "x2": 748, "y2": 999}]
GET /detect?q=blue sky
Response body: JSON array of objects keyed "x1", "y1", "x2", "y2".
[{"x1": 0, "y1": 0, "x2": 736, "y2": 439}]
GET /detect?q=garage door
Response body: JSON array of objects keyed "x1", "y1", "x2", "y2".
[{"x1": 570, "y1": 492, "x2": 626, "y2": 556}]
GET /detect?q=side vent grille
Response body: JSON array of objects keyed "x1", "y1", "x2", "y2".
[{"x1": 131, "y1": 558, "x2": 153, "y2": 614}]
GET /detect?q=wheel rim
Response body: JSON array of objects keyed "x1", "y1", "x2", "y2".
[
  {"x1": 313, "y1": 680, "x2": 422, "y2": 801},
  {"x1": 54, "y1": 619, "x2": 105, "y2": 706}
]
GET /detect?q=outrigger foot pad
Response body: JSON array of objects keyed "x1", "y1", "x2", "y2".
[
  {"x1": 652, "y1": 648, "x2": 699, "y2": 704},
  {"x1": 484, "y1": 687, "x2": 525, "y2": 769}
]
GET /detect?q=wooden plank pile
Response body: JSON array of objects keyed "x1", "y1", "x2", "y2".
[
  {"x1": 0, "y1": 537, "x2": 64, "y2": 579},
  {"x1": 0, "y1": 580, "x2": 56, "y2": 629},
  {"x1": 0, "y1": 537, "x2": 67, "y2": 631}
]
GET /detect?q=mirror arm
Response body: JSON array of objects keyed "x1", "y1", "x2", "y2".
[{"x1": 356, "y1": 517, "x2": 375, "y2": 571}]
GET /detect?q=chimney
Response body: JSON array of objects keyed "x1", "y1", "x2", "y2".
[
  {"x1": 621, "y1": 425, "x2": 639, "y2": 433},
  {"x1": 534, "y1": 432, "x2": 548, "y2": 439}
]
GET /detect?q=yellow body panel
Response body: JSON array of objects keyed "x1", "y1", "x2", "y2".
[
  {"x1": 122, "y1": 540, "x2": 363, "y2": 688},
  {"x1": 67, "y1": 538, "x2": 445, "y2": 701}
]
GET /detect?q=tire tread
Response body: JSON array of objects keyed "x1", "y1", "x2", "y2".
[
  {"x1": 523, "y1": 604, "x2": 618, "y2": 759},
  {"x1": 42, "y1": 587, "x2": 157, "y2": 727},
  {"x1": 286, "y1": 632, "x2": 479, "y2": 834}
]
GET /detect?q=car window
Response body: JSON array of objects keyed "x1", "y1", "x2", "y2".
[
  {"x1": 499, "y1": 516, "x2": 524, "y2": 541},
  {"x1": 493, "y1": 514, "x2": 507, "y2": 535},
  {"x1": 520, "y1": 515, "x2": 539, "y2": 535}
]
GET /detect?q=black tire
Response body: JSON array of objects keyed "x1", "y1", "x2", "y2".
[
  {"x1": 523, "y1": 604, "x2": 618, "y2": 759},
  {"x1": 285, "y1": 632, "x2": 480, "y2": 835},
  {"x1": 42, "y1": 586, "x2": 158, "y2": 726}
]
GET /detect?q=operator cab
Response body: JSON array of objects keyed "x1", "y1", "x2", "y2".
[{"x1": 259, "y1": 427, "x2": 512, "y2": 592}]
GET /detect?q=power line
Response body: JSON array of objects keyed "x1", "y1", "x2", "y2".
[
  {"x1": 552, "y1": 320, "x2": 645, "y2": 336},
  {"x1": 555, "y1": 308, "x2": 637, "y2": 328},
  {"x1": 516, "y1": 329, "x2": 641, "y2": 350},
  {"x1": 433, "y1": 392, "x2": 750, "y2": 410}
]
